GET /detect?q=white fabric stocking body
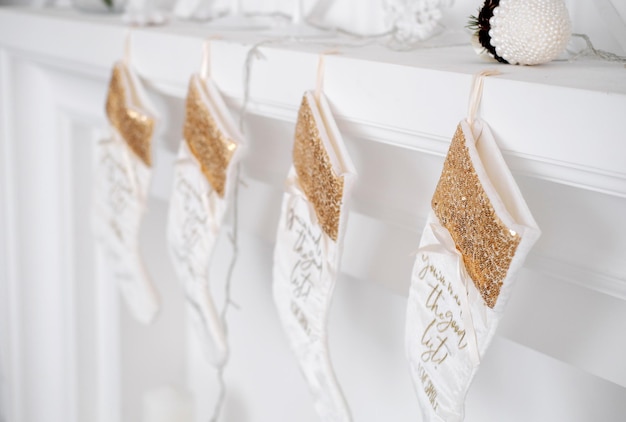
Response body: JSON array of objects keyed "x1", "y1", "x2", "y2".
[
  {"x1": 94, "y1": 132, "x2": 159, "y2": 324},
  {"x1": 273, "y1": 170, "x2": 351, "y2": 422},
  {"x1": 166, "y1": 73, "x2": 243, "y2": 366},
  {"x1": 406, "y1": 119, "x2": 540, "y2": 421},
  {"x1": 273, "y1": 90, "x2": 356, "y2": 422},
  {"x1": 406, "y1": 213, "x2": 488, "y2": 422},
  {"x1": 167, "y1": 140, "x2": 228, "y2": 366}
]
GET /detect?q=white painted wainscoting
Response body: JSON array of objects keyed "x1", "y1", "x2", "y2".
[{"x1": 1, "y1": 6, "x2": 625, "y2": 422}]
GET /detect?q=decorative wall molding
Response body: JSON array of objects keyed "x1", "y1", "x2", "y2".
[
  {"x1": 1, "y1": 6, "x2": 625, "y2": 422},
  {"x1": 528, "y1": 254, "x2": 626, "y2": 302},
  {"x1": 0, "y1": 47, "x2": 123, "y2": 422},
  {"x1": 0, "y1": 47, "x2": 23, "y2": 422},
  {"x1": 238, "y1": 99, "x2": 626, "y2": 199}
]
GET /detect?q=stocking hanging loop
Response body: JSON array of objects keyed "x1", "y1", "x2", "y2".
[
  {"x1": 200, "y1": 35, "x2": 221, "y2": 80},
  {"x1": 315, "y1": 50, "x2": 339, "y2": 104},
  {"x1": 467, "y1": 69, "x2": 500, "y2": 127},
  {"x1": 200, "y1": 40, "x2": 211, "y2": 80},
  {"x1": 123, "y1": 30, "x2": 133, "y2": 65},
  {"x1": 200, "y1": 36, "x2": 222, "y2": 81}
]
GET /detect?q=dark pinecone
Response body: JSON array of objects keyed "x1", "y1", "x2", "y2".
[{"x1": 470, "y1": 0, "x2": 509, "y2": 64}]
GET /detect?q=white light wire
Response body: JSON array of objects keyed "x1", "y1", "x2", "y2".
[{"x1": 203, "y1": 7, "x2": 626, "y2": 422}]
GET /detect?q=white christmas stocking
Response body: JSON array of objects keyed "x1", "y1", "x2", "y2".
[
  {"x1": 405, "y1": 72, "x2": 541, "y2": 421},
  {"x1": 167, "y1": 73, "x2": 244, "y2": 366},
  {"x1": 273, "y1": 90, "x2": 356, "y2": 422},
  {"x1": 93, "y1": 61, "x2": 160, "y2": 325}
]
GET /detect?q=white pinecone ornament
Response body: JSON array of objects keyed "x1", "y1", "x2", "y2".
[{"x1": 470, "y1": 0, "x2": 571, "y2": 65}]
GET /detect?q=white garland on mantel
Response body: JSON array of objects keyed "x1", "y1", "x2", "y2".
[
  {"x1": 382, "y1": 0, "x2": 455, "y2": 46},
  {"x1": 567, "y1": 33, "x2": 626, "y2": 63}
]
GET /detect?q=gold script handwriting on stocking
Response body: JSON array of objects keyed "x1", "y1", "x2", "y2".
[
  {"x1": 421, "y1": 318, "x2": 450, "y2": 364},
  {"x1": 102, "y1": 152, "x2": 133, "y2": 215},
  {"x1": 287, "y1": 205, "x2": 323, "y2": 300},
  {"x1": 418, "y1": 363, "x2": 439, "y2": 412},
  {"x1": 418, "y1": 254, "x2": 462, "y2": 308},
  {"x1": 172, "y1": 176, "x2": 209, "y2": 282},
  {"x1": 101, "y1": 152, "x2": 134, "y2": 245},
  {"x1": 171, "y1": 174, "x2": 218, "y2": 343},
  {"x1": 100, "y1": 151, "x2": 136, "y2": 282},
  {"x1": 418, "y1": 254, "x2": 469, "y2": 369}
]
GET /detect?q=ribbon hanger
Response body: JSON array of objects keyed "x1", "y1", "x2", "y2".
[
  {"x1": 200, "y1": 39, "x2": 211, "y2": 80},
  {"x1": 200, "y1": 36, "x2": 223, "y2": 81},
  {"x1": 315, "y1": 50, "x2": 339, "y2": 104},
  {"x1": 123, "y1": 29, "x2": 133, "y2": 66},
  {"x1": 467, "y1": 69, "x2": 500, "y2": 128}
]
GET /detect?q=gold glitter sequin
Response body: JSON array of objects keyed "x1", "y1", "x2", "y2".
[
  {"x1": 293, "y1": 94, "x2": 344, "y2": 242},
  {"x1": 184, "y1": 78, "x2": 237, "y2": 198},
  {"x1": 432, "y1": 124, "x2": 520, "y2": 308},
  {"x1": 105, "y1": 63, "x2": 154, "y2": 167}
]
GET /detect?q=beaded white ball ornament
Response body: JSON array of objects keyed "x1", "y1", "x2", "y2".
[{"x1": 470, "y1": 0, "x2": 571, "y2": 65}]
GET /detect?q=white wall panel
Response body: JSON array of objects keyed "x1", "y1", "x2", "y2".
[{"x1": 1, "y1": 6, "x2": 625, "y2": 422}]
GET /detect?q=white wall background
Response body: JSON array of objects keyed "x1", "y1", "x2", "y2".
[{"x1": 0, "y1": 3, "x2": 625, "y2": 422}]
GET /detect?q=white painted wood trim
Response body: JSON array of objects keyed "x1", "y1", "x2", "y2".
[
  {"x1": 55, "y1": 112, "x2": 81, "y2": 422},
  {"x1": 0, "y1": 8, "x2": 624, "y2": 198},
  {"x1": 1, "y1": 6, "x2": 625, "y2": 421},
  {"x1": 0, "y1": 47, "x2": 23, "y2": 422}
]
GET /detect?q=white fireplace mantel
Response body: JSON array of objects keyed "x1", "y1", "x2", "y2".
[{"x1": 1, "y1": 6, "x2": 625, "y2": 422}]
